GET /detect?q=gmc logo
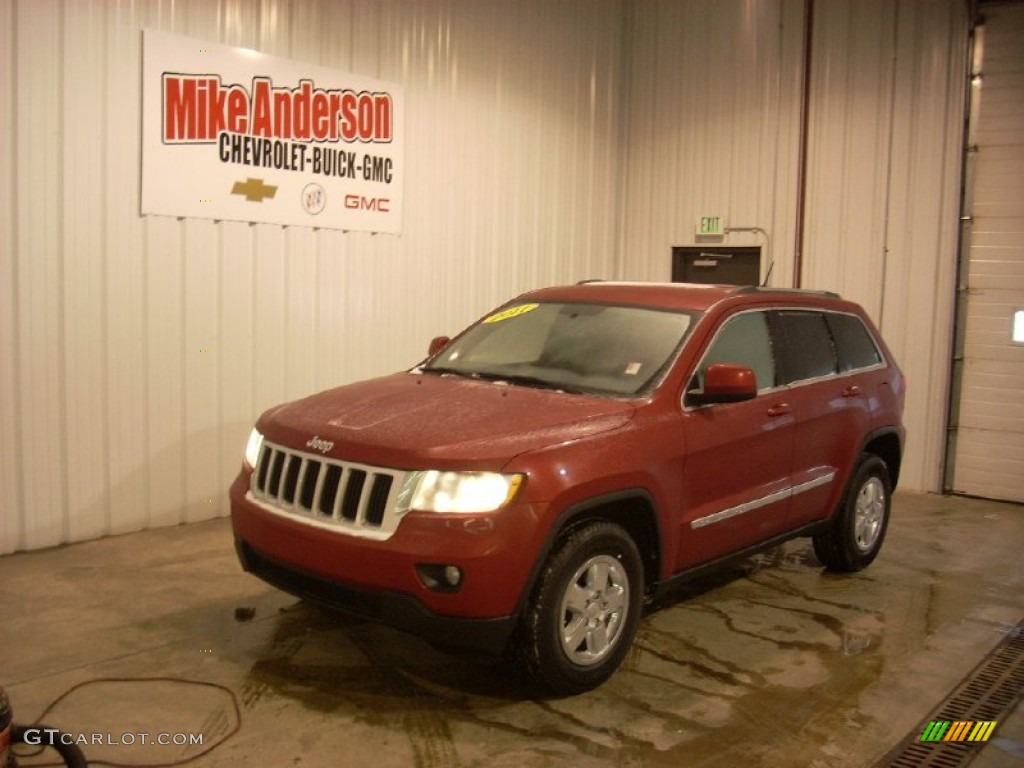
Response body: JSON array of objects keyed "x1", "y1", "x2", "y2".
[{"x1": 344, "y1": 194, "x2": 390, "y2": 213}]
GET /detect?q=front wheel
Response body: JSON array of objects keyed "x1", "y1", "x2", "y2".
[
  {"x1": 516, "y1": 521, "x2": 644, "y2": 696},
  {"x1": 813, "y1": 454, "x2": 891, "y2": 572}
]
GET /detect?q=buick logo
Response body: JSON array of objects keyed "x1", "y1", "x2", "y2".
[
  {"x1": 306, "y1": 436, "x2": 334, "y2": 454},
  {"x1": 301, "y1": 183, "x2": 326, "y2": 215}
]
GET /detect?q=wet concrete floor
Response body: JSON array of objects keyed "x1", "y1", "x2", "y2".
[{"x1": 1, "y1": 490, "x2": 1022, "y2": 767}]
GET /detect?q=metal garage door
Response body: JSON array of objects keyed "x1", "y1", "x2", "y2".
[{"x1": 949, "y1": 3, "x2": 1024, "y2": 502}]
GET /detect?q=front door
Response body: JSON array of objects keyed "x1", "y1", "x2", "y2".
[{"x1": 675, "y1": 310, "x2": 795, "y2": 569}]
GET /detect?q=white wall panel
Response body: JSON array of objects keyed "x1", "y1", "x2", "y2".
[
  {"x1": 802, "y1": 0, "x2": 896, "y2": 316},
  {"x1": 0, "y1": 0, "x2": 20, "y2": 551},
  {"x1": 14, "y1": 0, "x2": 67, "y2": 550},
  {"x1": 0, "y1": 0, "x2": 973, "y2": 553},
  {"x1": 812, "y1": 0, "x2": 968, "y2": 496},
  {"x1": 623, "y1": 0, "x2": 967, "y2": 493},
  {"x1": 1, "y1": 0, "x2": 624, "y2": 553},
  {"x1": 621, "y1": 0, "x2": 806, "y2": 285},
  {"x1": 63, "y1": 0, "x2": 109, "y2": 544}
]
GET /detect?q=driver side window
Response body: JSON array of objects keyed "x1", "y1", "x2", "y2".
[{"x1": 694, "y1": 311, "x2": 775, "y2": 391}]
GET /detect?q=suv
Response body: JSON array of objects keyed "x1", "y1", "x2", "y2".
[{"x1": 231, "y1": 282, "x2": 905, "y2": 694}]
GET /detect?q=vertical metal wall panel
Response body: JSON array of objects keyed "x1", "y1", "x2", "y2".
[
  {"x1": 879, "y1": 1, "x2": 967, "y2": 496},
  {"x1": 106, "y1": 0, "x2": 151, "y2": 537},
  {"x1": 805, "y1": 0, "x2": 967, "y2": 492},
  {"x1": 14, "y1": 0, "x2": 67, "y2": 550},
  {"x1": 623, "y1": 0, "x2": 967, "y2": 493},
  {"x1": 62, "y1": 0, "x2": 110, "y2": 543},
  {"x1": 620, "y1": 0, "x2": 807, "y2": 285},
  {"x1": 145, "y1": 215, "x2": 186, "y2": 532},
  {"x1": 802, "y1": 0, "x2": 897, "y2": 317},
  {"x1": 0, "y1": 0, "x2": 20, "y2": 551},
  {"x1": 183, "y1": 219, "x2": 221, "y2": 524},
  {"x1": 218, "y1": 220, "x2": 256, "y2": 512},
  {"x1": 1, "y1": 0, "x2": 624, "y2": 553}
]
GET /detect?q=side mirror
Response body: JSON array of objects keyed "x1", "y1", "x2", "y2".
[
  {"x1": 687, "y1": 363, "x2": 757, "y2": 406},
  {"x1": 428, "y1": 336, "x2": 451, "y2": 357}
]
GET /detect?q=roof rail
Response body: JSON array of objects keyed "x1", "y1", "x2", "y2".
[{"x1": 736, "y1": 285, "x2": 841, "y2": 299}]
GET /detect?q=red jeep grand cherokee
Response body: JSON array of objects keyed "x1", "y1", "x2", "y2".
[{"x1": 231, "y1": 282, "x2": 905, "y2": 694}]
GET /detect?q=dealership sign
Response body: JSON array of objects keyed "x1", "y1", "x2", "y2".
[{"x1": 142, "y1": 29, "x2": 403, "y2": 234}]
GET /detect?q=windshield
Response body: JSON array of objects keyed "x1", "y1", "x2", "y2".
[{"x1": 422, "y1": 301, "x2": 696, "y2": 396}]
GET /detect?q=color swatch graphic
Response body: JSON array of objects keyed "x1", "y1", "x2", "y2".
[{"x1": 919, "y1": 720, "x2": 998, "y2": 743}]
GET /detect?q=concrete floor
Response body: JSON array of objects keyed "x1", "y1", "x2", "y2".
[{"x1": 1, "y1": 491, "x2": 1022, "y2": 768}]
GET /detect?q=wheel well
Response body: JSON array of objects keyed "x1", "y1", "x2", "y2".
[
  {"x1": 864, "y1": 432, "x2": 902, "y2": 490},
  {"x1": 558, "y1": 495, "x2": 662, "y2": 595}
]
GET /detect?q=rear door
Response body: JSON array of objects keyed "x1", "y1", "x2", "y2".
[
  {"x1": 675, "y1": 309, "x2": 796, "y2": 569},
  {"x1": 770, "y1": 310, "x2": 873, "y2": 528}
]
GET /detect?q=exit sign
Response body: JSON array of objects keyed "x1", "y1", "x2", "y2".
[{"x1": 697, "y1": 216, "x2": 725, "y2": 236}]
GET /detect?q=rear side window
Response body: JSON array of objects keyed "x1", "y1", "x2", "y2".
[
  {"x1": 772, "y1": 311, "x2": 837, "y2": 383},
  {"x1": 826, "y1": 313, "x2": 883, "y2": 371}
]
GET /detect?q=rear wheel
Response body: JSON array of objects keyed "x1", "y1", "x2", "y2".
[
  {"x1": 813, "y1": 454, "x2": 891, "y2": 572},
  {"x1": 517, "y1": 521, "x2": 644, "y2": 695}
]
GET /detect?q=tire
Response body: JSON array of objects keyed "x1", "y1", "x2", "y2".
[
  {"x1": 516, "y1": 521, "x2": 644, "y2": 696},
  {"x1": 813, "y1": 454, "x2": 891, "y2": 572}
]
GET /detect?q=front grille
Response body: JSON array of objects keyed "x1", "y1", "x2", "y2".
[{"x1": 249, "y1": 440, "x2": 406, "y2": 539}]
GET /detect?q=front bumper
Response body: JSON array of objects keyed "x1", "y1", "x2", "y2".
[
  {"x1": 229, "y1": 470, "x2": 541, "y2": 654},
  {"x1": 233, "y1": 536, "x2": 516, "y2": 654}
]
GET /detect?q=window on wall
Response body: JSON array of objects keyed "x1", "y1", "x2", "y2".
[{"x1": 1015, "y1": 310, "x2": 1024, "y2": 343}]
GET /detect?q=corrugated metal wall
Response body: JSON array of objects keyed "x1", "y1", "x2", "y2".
[
  {"x1": 621, "y1": 0, "x2": 806, "y2": 285},
  {"x1": 621, "y1": 0, "x2": 968, "y2": 495},
  {"x1": 805, "y1": 0, "x2": 967, "y2": 497},
  {"x1": 1, "y1": 0, "x2": 970, "y2": 553},
  {"x1": 0, "y1": 0, "x2": 625, "y2": 553}
]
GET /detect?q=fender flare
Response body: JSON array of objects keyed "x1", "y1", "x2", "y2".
[{"x1": 510, "y1": 487, "x2": 664, "y2": 623}]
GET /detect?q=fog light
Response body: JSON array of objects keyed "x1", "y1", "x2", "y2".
[
  {"x1": 443, "y1": 565, "x2": 462, "y2": 587},
  {"x1": 416, "y1": 564, "x2": 464, "y2": 593}
]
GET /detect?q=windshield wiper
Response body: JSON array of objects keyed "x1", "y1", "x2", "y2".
[
  {"x1": 421, "y1": 366, "x2": 480, "y2": 379},
  {"x1": 472, "y1": 371, "x2": 584, "y2": 394},
  {"x1": 423, "y1": 367, "x2": 585, "y2": 394}
]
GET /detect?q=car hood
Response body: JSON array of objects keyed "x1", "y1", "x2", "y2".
[{"x1": 259, "y1": 372, "x2": 635, "y2": 470}]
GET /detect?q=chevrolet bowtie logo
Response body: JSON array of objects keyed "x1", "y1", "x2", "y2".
[{"x1": 231, "y1": 177, "x2": 277, "y2": 202}]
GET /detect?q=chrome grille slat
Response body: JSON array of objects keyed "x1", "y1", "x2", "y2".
[
  {"x1": 308, "y1": 461, "x2": 326, "y2": 514},
  {"x1": 299, "y1": 459, "x2": 320, "y2": 510},
  {"x1": 332, "y1": 470, "x2": 347, "y2": 520},
  {"x1": 366, "y1": 475, "x2": 393, "y2": 526},
  {"x1": 343, "y1": 469, "x2": 366, "y2": 522},
  {"x1": 249, "y1": 440, "x2": 406, "y2": 540},
  {"x1": 318, "y1": 464, "x2": 341, "y2": 517}
]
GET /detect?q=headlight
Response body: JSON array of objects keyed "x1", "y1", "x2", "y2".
[
  {"x1": 244, "y1": 428, "x2": 264, "y2": 469},
  {"x1": 405, "y1": 470, "x2": 523, "y2": 513}
]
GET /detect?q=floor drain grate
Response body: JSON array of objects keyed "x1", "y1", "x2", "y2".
[{"x1": 876, "y1": 619, "x2": 1024, "y2": 768}]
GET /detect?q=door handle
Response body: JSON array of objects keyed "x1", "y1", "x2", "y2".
[
  {"x1": 842, "y1": 385, "x2": 862, "y2": 398},
  {"x1": 767, "y1": 403, "x2": 791, "y2": 417}
]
